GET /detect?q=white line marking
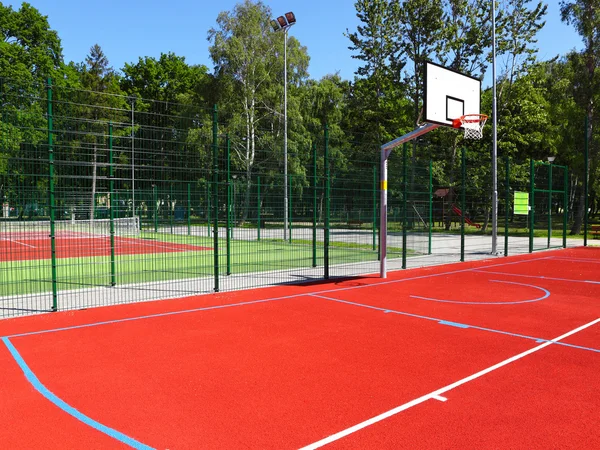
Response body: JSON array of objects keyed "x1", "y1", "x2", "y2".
[
  {"x1": 432, "y1": 395, "x2": 447, "y2": 402},
  {"x1": 471, "y1": 269, "x2": 600, "y2": 285},
  {"x1": 550, "y1": 257, "x2": 600, "y2": 264},
  {"x1": 0, "y1": 238, "x2": 37, "y2": 248},
  {"x1": 299, "y1": 317, "x2": 600, "y2": 450}
]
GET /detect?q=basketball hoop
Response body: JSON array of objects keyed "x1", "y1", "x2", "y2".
[{"x1": 452, "y1": 114, "x2": 488, "y2": 140}]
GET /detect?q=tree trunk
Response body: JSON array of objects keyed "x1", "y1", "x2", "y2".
[{"x1": 570, "y1": 187, "x2": 585, "y2": 235}]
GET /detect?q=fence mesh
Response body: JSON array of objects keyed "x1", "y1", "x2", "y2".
[{"x1": 0, "y1": 78, "x2": 579, "y2": 318}]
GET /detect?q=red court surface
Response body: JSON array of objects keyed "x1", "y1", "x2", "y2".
[
  {"x1": 0, "y1": 247, "x2": 598, "y2": 449},
  {"x1": 0, "y1": 234, "x2": 211, "y2": 262}
]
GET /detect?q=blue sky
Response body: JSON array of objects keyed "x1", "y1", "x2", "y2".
[{"x1": 9, "y1": 0, "x2": 584, "y2": 84}]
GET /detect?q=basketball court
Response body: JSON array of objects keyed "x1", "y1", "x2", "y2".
[{"x1": 1, "y1": 247, "x2": 598, "y2": 449}]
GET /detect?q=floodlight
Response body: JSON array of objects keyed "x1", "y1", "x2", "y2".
[
  {"x1": 276, "y1": 16, "x2": 287, "y2": 28},
  {"x1": 547, "y1": 156, "x2": 556, "y2": 163},
  {"x1": 270, "y1": 19, "x2": 281, "y2": 32},
  {"x1": 285, "y1": 12, "x2": 296, "y2": 25}
]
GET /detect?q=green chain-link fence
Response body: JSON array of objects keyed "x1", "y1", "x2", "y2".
[{"x1": 0, "y1": 78, "x2": 582, "y2": 318}]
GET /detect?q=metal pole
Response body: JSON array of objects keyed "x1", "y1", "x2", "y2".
[
  {"x1": 257, "y1": 176, "x2": 261, "y2": 242},
  {"x1": 283, "y1": 27, "x2": 289, "y2": 243},
  {"x1": 131, "y1": 97, "x2": 135, "y2": 220},
  {"x1": 429, "y1": 160, "x2": 433, "y2": 255},
  {"x1": 529, "y1": 159, "x2": 535, "y2": 253},
  {"x1": 226, "y1": 135, "x2": 231, "y2": 275},
  {"x1": 47, "y1": 78, "x2": 58, "y2": 311},
  {"x1": 153, "y1": 185, "x2": 158, "y2": 233},
  {"x1": 402, "y1": 144, "x2": 408, "y2": 269},
  {"x1": 504, "y1": 156, "x2": 509, "y2": 257},
  {"x1": 548, "y1": 162, "x2": 552, "y2": 249},
  {"x1": 461, "y1": 148, "x2": 466, "y2": 262},
  {"x1": 109, "y1": 122, "x2": 116, "y2": 286},
  {"x1": 491, "y1": 0, "x2": 499, "y2": 254},
  {"x1": 563, "y1": 166, "x2": 568, "y2": 248},
  {"x1": 187, "y1": 183, "x2": 191, "y2": 236},
  {"x1": 372, "y1": 164, "x2": 377, "y2": 251},
  {"x1": 212, "y1": 105, "x2": 219, "y2": 292},
  {"x1": 324, "y1": 124, "x2": 330, "y2": 279},
  {"x1": 313, "y1": 143, "x2": 317, "y2": 267},
  {"x1": 584, "y1": 115, "x2": 589, "y2": 246},
  {"x1": 380, "y1": 146, "x2": 389, "y2": 278}
]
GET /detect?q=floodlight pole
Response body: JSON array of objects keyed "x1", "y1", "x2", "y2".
[
  {"x1": 283, "y1": 25, "x2": 290, "y2": 242},
  {"x1": 272, "y1": 13, "x2": 295, "y2": 242},
  {"x1": 491, "y1": 0, "x2": 499, "y2": 254}
]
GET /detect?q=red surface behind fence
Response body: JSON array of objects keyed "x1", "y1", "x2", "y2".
[{"x1": 0, "y1": 235, "x2": 211, "y2": 262}]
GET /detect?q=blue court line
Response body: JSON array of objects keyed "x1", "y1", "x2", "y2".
[
  {"x1": 439, "y1": 320, "x2": 470, "y2": 329},
  {"x1": 309, "y1": 294, "x2": 600, "y2": 354},
  {"x1": 411, "y1": 280, "x2": 550, "y2": 305},
  {"x1": 471, "y1": 269, "x2": 600, "y2": 285},
  {"x1": 2, "y1": 337, "x2": 154, "y2": 450}
]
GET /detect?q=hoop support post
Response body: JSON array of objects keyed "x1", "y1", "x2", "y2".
[{"x1": 380, "y1": 122, "x2": 440, "y2": 278}]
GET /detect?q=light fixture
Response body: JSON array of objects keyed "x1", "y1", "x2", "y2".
[
  {"x1": 548, "y1": 156, "x2": 556, "y2": 163},
  {"x1": 285, "y1": 12, "x2": 296, "y2": 25}
]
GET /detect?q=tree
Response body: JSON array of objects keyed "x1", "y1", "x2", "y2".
[
  {"x1": 560, "y1": 0, "x2": 600, "y2": 233},
  {"x1": 0, "y1": 3, "x2": 68, "y2": 212},
  {"x1": 208, "y1": 0, "x2": 309, "y2": 223},
  {"x1": 346, "y1": 0, "x2": 405, "y2": 144},
  {"x1": 121, "y1": 52, "x2": 213, "y2": 192},
  {"x1": 74, "y1": 44, "x2": 125, "y2": 220},
  {"x1": 0, "y1": 2, "x2": 63, "y2": 83},
  {"x1": 397, "y1": 0, "x2": 445, "y2": 126}
]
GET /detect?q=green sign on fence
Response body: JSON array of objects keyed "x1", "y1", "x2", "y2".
[{"x1": 514, "y1": 191, "x2": 529, "y2": 215}]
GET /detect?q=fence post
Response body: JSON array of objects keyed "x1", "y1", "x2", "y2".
[
  {"x1": 529, "y1": 159, "x2": 534, "y2": 253},
  {"x1": 312, "y1": 143, "x2": 317, "y2": 267},
  {"x1": 257, "y1": 176, "x2": 261, "y2": 242},
  {"x1": 429, "y1": 160, "x2": 433, "y2": 255},
  {"x1": 289, "y1": 174, "x2": 293, "y2": 243},
  {"x1": 460, "y1": 148, "x2": 466, "y2": 262},
  {"x1": 504, "y1": 156, "x2": 509, "y2": 257},
  {"x1": 563, "y1": 167, "x2": 568, "y2": 248},
  {"x1": 47, "y1": 78, "x2": 58, "y2": 311},
  {"x1": 372, "y1": 164, "x2": 377, "y2": 252},
  {"x1": 402, "y1": 143, "x2": 408, "y2": 269},
  {"x1": 584, "y1": 116, "x2": 589, "y2": 246},
  {"x1": 324, "y1": 124, "x2": 330, "y2": 279},
  {"x1": 548, "y1": 162, "x2": 553, "y2": 249},
  {"x1": 109, "y1": 122, "x2": 116, "y2": 286},
  {"x1": 212, "y1": 105, "x2": 219, "y2": 292},
  {"x1": 170, "y1": 184, "x2": 174, "y2": 235},
  {"x1": 206, "y1": 182, "x2": 210, "y2": 237},
  {"x1": 153, "y1": 185, "x2": 158, "y2": 233},
  {"x1": 187, "y1": 183, "x2": 191, "y2": 236},
  {"x1": 226, "y1": 135, "x2": 231, "y2": 275}
]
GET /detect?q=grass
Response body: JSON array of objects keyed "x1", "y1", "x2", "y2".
[{"x1": 0, "y1": 232, "x2": 393, "y2": 297}]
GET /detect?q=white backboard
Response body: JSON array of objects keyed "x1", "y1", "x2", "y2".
[{"x1": 424, "y1": 62, "x2": 481, "y2": 128}]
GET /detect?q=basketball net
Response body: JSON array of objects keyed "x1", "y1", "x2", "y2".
[{"x1": 452, "y1": 114, "x2": 488, "y2": 140}]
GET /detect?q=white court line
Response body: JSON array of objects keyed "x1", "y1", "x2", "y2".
[
  {"x1": 310, "y1": 256, "x2": 555, "y2": 297},
  {"x1": 432, "y1": 395, "x2": 447, "y2": 402},
  {"x1": 471, "y1": 269, "x2": 600, "y2": 285},
  {"x1": 550, "y1": 257, "x2": 600, "y2": 264},
  {"x1": 0, "y1": 238, "x2": 36, "y2": 248},
  {"x1": 299, "y1": 317, "x2": 600, "y2": 450}
]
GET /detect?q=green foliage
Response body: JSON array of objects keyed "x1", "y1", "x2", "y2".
[{"x1": 0, "y1": 2, "x2": 63, "y2": 83}]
